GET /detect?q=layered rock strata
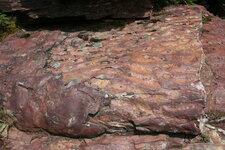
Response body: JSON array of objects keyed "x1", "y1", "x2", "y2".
[
  {"x1": 200, "y1": 7, "x2": 225, "y2": 132},
  {"x1": 0, "y1": 5, "x2": 225, "y2": 150},
  {"x1": 2, "y1": 127, "x2": 225, "y2": 150},
  {"x1": 0, "y1": 6, "x2": 205, "y2": 137}
]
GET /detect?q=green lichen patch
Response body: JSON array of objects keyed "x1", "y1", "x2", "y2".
[
  {"x1": 0, "y1": 13, "x2": 19, "y2": 41},
  {"x1": 0, "y1": 109, "x2": 16, "y2": 146},
  {"x1": 207, "y1": 112, "x2": 225, "y2": 120},
  {"x1": 201, "y1": 134, "x2": 210, "y2": 143},
  {"x1": 202, "y1": 14, "x2": 212, "y2": 24}
]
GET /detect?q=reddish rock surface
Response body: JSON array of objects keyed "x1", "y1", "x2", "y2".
[
  {"x1": 2, "y1": 127, "x2": 184, "y2": 150},
  {"x1": 200, "y1": 8, "x2": 225, "y2": 131},
  {"x1": 82, "y1": 134, "x2": 185, "y2": 150},
  {"x1": 0, "y1": 30, "x2": 107, "y2": 137},
  {"x1": 0, "y1": 6, "x2": 206, "y2": 137},
  {"x1": 2, "y1": 127, "x2": 84, "y2": 150},
  {"x1": 1, "y1": 4, "x2": 225, "y2": 150},
  {"x1": 3, "y1": 127, "x2": 225, "y2": 150}
]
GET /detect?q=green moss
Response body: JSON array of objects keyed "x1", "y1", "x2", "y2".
[
  {"x1": 201, "y1": 134, "x2": 210, "y2": 143},
  {"x1": 19, "y1": 33, "x2": 31, "y2": 39},
  {"x1": 0, "y1": 13, "x2": 19, "y2": 41},
  {"x1": 183, "y1": 0, "x2": 198, "y2": 5},
  {"x1": 0, "y1": 109, "x2": 15, "y2": 136},
  {"x1": 208, "y1": 112, "x2": 225, "y2": 120},
  {"x1": 0, "y1": 110, "x2": 12, "y2": 149},
  {"x1": 202, "y1": 14, "x2": 212, "y2": 24}
]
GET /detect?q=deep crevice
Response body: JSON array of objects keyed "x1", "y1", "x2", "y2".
[{"x1": 134, "y1": 129, "x2": 197, "y2": 140}]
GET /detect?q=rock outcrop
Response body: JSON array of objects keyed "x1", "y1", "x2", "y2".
[
  {"x1": 2, "y1": 127, "x2": 225, "y2": 150},
  {"x1": 0, "y1": 4, "x2": 225, "y2": 150},
  {"x1": 200, "y1": 7, "x2": 225, "y2": 132},
  {"x1": 1, "y1": 6, "x2": 205, "y2": 137}
]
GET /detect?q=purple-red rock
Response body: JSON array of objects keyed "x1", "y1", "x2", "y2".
[
  {"x1": 2, "y1": 127, "x2": 84, "y2": 150},
  {"x1": 1, "y1": 127, "x2": 185, "y2": 150},
  {"x1": 4, "y1": 127, "x2": 225, "y2": 150},
  {"x1": 3, "y1": 127, "x2": 225, "y2": 150},
  {"x1": 0, "y1": 6, "x2": 207, "y2": 137},
  {"x1": 1, "y1": 4, "x2": 225, "y2": 150},
  {"x1": 81, "y1": 134, "x2": 184, "y2": 150},
  {"x1": 200, "y1": 9, "x2": 225, "y2": 130},
  {"x1": 0, "y1": 31, "x2": 105, "y2": 137}
]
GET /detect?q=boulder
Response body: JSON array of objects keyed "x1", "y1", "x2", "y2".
[
  {"x1": 0, "y1": 6, "x2": 206, "y2": 137},
  {"x1": 1, "y1": 4, "x2": 225, "y2": 150}
]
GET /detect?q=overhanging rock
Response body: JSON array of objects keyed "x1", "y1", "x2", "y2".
[{"x1": 0, "y1": 0, "x2": 153, "y2": 23}]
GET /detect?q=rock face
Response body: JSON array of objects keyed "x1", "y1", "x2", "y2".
[
  {"x1": 0, "y1": 0, "x2": 152, "y2": 22},
  {"x1": 2, "y1": 127, "x2": 184, "y2": 150},
  {"x1": 2, "y1": 127, "x2": 225, "y2": 150},
  {"x1": 0, "y1": 31, "x2": 106, "y2": 137},
  {"x1": 0, "y1": 6, "x2": 206, "y2": 137},
  {"x1": 200, "y1": 8, "x2": 225, "y2": 131},
  {"x1": 1, "y1": 4, "x2": 225, "y2": 150}
]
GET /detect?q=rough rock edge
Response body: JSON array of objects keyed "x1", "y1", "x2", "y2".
[
  {"x1": 0, "y1": 5, "x2": 225, "y2": 150},
  {"x1": 198, "y1": 6, "x2": 225, "y2": 138}
]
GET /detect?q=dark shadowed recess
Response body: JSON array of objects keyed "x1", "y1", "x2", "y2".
[
  {"x1": 12, "y1": 0, "x2": 153, "y2": 32},
  {"x1": 134, "y1": 129, "x2": 197, "y2": 140},
  {"x1": 16, "y1": 14, "x2": 144, "y2": 32},
  {"x1": 205, "y1": 0, "x2": 225, "y2": 18},
  {"x1": 1, "y1": 0, "x2": 223, "y2": 33}
]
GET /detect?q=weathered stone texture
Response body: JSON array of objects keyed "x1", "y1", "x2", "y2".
[
  {"x1": 3, "y1": 127, "x2": 225, "y2": 150},
  {"x1": 0, "y1": 6, "x2": 206, "y2": 137},
  {"x1": 200, "y1": 9, "x2": 225, "y2": 130},
  {"x1": 0, "y1": 31, "x2": 106, "y2": 137},
  {"x1": 1, "y1": 4, "x2": 225, "y2": 150},
  {"x1": 50, "y1": 6, "x2": 205, "y2": 135},
  {"x1": 2, "y1": 127, "x2": 83, "y2": 150},
  {"x1": 3, "y1": 128, "x2": 177, "y2": 150}
]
